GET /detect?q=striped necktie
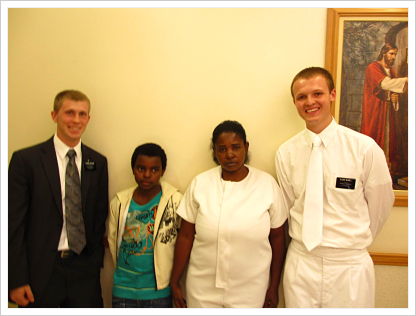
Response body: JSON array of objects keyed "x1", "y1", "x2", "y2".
[{"x1": 65, "y1": 149, "x2": 86, "y2": 254}]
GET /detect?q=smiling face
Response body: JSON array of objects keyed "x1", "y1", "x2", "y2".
[
  {"x1": 292, "y1": 75, "x2": 336, "y2": 134},
  {"x1": 214, "y1": 132, "x2": 249, "y2": 181},
  {"x1": 133, "y1": 155, "x2": 164, "y2": 193},
  {"x1": 51, "y1": 98, "x2": 90, "y2": 147}
]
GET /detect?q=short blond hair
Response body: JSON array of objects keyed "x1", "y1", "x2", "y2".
[{"x1": 53, "y1": 90, "x2": 90, "y2": 112}]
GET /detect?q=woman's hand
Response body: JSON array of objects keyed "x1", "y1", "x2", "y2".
[
  {"x1": 170, "y1": 219, "x2": 195, "y2": 308},
  {"x1": 263, "y1": 287, "x2": 278, "y2": 308},
  {"x1": 171, "y1": 282, "x2": 187, "y2": 308}
]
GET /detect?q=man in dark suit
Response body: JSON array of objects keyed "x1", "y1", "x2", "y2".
[{"x1": 8, "y1": 90, "x2": 109, "y2": 307}]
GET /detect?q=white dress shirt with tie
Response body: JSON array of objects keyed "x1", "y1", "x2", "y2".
[
  {"x1": 53, "y1": 134, "x2": 82, "y2": 251},
  {"x1": 275, "y1": 119, "x2": 394, "y2": 307},
  {"x1": 276, "y1": 119, "x2": 393, "y2": 249}
]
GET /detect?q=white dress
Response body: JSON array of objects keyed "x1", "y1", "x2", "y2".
[{"x1": 177, "y1": 165, "x2": 287, "y2": 307}]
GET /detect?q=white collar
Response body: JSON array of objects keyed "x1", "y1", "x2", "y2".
[
  {"x1": 53, "y1": 134, "x2": 82, "y2": 160},
  {"x1": 305, "y1": 118, "x2": 338, "y2": 148}
]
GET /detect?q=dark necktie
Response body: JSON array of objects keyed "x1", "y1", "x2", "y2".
[{"x1": 65, "y1": 149, "x2": 86, "y2": 254}]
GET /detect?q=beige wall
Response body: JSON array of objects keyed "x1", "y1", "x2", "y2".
[
  {"x1": 8, "y1": 8, "x2": 408, "y2": 308},
  {"x1": 8, "y1": 8, "x2": 326, "y2": 193}
]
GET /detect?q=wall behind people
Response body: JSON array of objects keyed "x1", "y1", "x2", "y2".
[
  {"x1": 8, "y1": 7, "x2": 326, "y2": 193},
  {"x1": 8, "y1": 7, "x2": 408, "y2": 307}
]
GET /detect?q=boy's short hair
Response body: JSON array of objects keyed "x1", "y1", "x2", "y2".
[
  {"x1": 131, "y1": 143, "x2": 167, "y2": 171},
  {"x1": 290, "y1": 67, "x2": 335, "y2": 98},
  {"x1": 53, "y1": 90, "x2": 90, "y2": 112}
]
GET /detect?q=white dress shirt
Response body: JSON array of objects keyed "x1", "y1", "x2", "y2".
[
  {"x1": 275, "y1": 119, "x2": 394, "y2": 250},
  {"x1": 177, "y1": 165, "x2": 287, "y2": 307},
  {"x1": 53, "y1": 134, "x2": 82, "y2": 251}
]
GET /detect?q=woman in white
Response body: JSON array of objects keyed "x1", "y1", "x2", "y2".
[{"x1": 170, "y1": 120, "x2": 287, "y2": 308}]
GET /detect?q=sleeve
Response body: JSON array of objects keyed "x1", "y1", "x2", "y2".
[
  {"x1": 107, "y1": 195, "x2": 120, "y2": 266},
  {"x1": 380, "y1": 76, "x2": 408, "y2": 93},
  {"x1": 274, "y1": 148, "x2": 296, "y2": 212},
  {"x1": 268, "y1": 176, "x2": 288, "y2": 229},
  {"x1": 96, "y1": 157, "x2": 109, "y2": 243},
  {"x1": 171, "y1": 190, "x2": 184, "y2": 230},
  {"x1": 176, "y1": 178, "x2": 199, "y2": 224},
  {"x1": 8, "y1": 151, "x2": 30, "y2": 290},
  {"x1": 362, "y1": 143, "x2": 395, "y2": 238}
]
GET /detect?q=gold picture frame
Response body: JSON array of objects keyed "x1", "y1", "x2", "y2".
[{"x1": 325, "y1": 8, "x2": 408, "y2": 207}]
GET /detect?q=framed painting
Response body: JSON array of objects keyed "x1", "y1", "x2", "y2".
[{"x1": 325, "y1": 8, "x2": 408, "y2": 206}]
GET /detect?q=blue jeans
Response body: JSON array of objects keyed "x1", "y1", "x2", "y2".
[{"x1": 112, "y1": 295, "x2": 172, "y2": 308}]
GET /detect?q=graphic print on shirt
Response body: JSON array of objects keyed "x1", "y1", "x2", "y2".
[
  {"x1": 119, "y1": 204, "x2": 157, "y2": 265},
  {"x1": 158, "y1": 198, "x2": 180, "y2": 244}
]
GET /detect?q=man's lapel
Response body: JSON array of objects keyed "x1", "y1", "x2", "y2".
[
  {"x1": 41, "y1": 137, "x2": 63, "y2": 217},
  {"x1": 81, "y1": 144, "x2": 91, "y2": 214}
]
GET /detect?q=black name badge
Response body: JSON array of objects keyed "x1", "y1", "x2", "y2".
[
  {"x1": 84, "y1": 159, "x2": 96, "y2": 171},
  {"x1": 336, "y1": 177, "x2": 356, "y2": 190}
]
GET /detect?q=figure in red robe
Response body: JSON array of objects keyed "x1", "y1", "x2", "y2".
[{"x1": 361, "y1": 43, "x2": 407, "y2": 178}]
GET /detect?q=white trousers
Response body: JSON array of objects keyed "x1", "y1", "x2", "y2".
[{"x1": 283, "y1": 241, "x2": 375, "y2": 308}]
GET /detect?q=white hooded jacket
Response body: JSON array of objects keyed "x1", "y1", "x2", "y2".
[{"x1": 107, "y1": 181, "x2": 182, "y2": 290}]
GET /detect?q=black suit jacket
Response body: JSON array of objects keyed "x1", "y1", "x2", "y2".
[{"x1": 8, "y1": 137, "x2": 109, "y2": 298}]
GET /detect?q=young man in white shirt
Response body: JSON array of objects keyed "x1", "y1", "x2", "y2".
[{"x1": 275, "y1": 67, "x2": 394, "y2": 307}]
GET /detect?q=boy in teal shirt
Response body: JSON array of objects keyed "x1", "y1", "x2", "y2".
[{"x1": 107, "y1": 143, "x2": 182, "y2": 307}]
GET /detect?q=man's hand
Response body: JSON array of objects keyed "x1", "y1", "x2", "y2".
[
  {"x1": 10, "y1": 285, "x2": 34, "y2": 307},
  {"x1": 391, "y1": 92, "x2": 400, "y2": 111}
]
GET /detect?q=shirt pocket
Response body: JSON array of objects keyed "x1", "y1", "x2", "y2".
[
  {"x1": 291, "y1": 166, "x2": 308, "y2": 199},
  {"x1": 325, "y1": 172, "x2": 362, "y2": 211}
]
